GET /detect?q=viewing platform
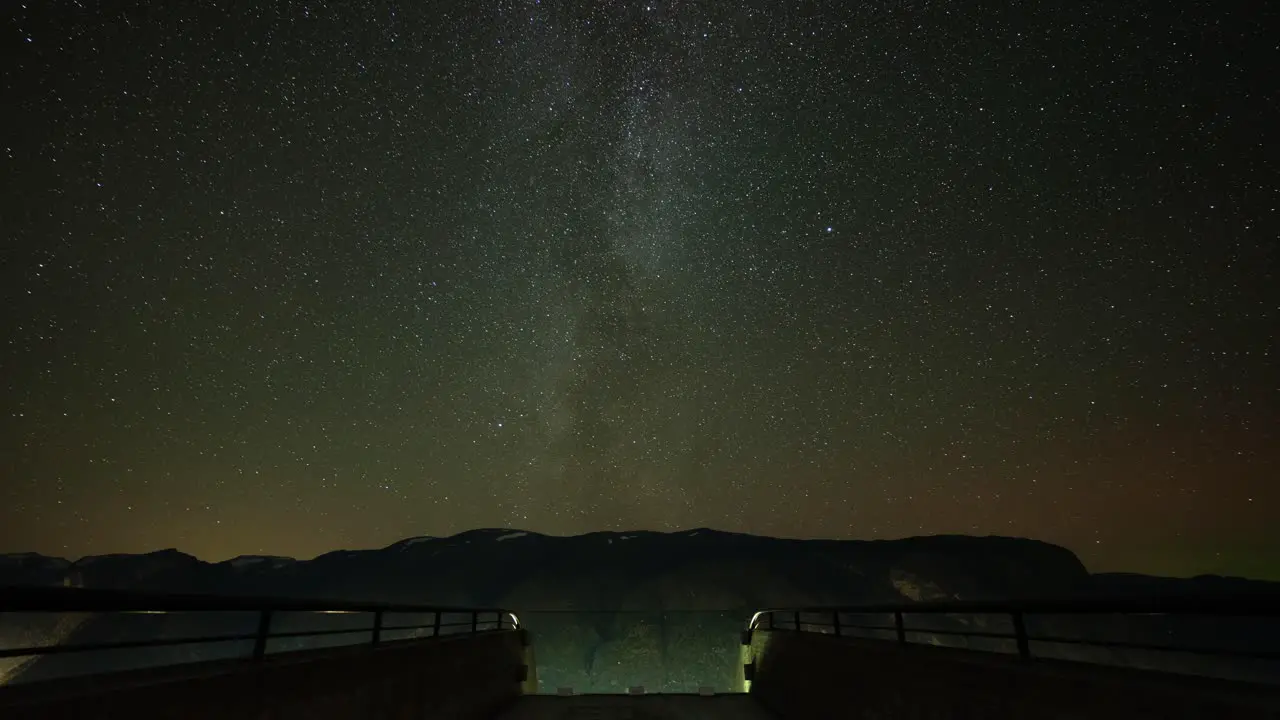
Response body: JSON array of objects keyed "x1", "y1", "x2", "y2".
[{"x1": 1, "y1": 586, "x2": 1278, "y2": 718}]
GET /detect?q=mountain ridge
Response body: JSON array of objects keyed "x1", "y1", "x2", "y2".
[
  {"x1": 5, "y1": 530, "x2": 1278, "y2": 692},
  {"x1": 5, "y1": 529, "x2": 1274, "y2": 609}
]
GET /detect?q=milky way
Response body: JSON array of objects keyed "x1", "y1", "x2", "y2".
[{"x1": 2, "y1": 0, "x2": 1276, "y2": 579}]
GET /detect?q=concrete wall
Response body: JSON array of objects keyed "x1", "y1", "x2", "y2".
[
  {"x1": 747, "y1": 630, "x2": 1280, "y2": 719},
  {"x1": 0, "y1": 630, "x2": 533, "y2": 720}
]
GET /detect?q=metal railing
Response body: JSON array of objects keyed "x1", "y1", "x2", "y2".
[
  {"x1": 0, "y1": 585, "x2": 521, "y2": 665},
  {"x1": 745, "y1": 596, "x2": 1280, "y2": 668}
]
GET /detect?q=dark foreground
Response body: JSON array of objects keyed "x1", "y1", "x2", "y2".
[{"x1": 493, "y1": 694, "x2": 777, "y2": 720}]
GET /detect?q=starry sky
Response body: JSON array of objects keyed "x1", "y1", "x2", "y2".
[{"x1": 2, "y1": 0, "x2": 1276, "y2": 580}]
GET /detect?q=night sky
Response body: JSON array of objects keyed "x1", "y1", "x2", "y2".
[{"x1": 2, "y1": 0, "x2": 1276, "y2": 579}]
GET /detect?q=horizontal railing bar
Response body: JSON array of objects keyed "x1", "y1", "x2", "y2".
[
  {"x1": 833, "y1": 623, "x2": 897, "y2": 633},
  {"x1": 373, "y1": 619, "x2": 505, "y2": 626},
  {"x1": 791, "y1": 620, "x2": 1018, "y2": 638},
  {"x1": 755, "y1": 595, "x2": 1280, "y2": 617},
  {"x1": 790, "y1": 622, "x2": 1010, "y2": 640},
  {"x1": 0, "y1": 632, "x2": 261, "y2": 659},
  {"x1": 899, "y1": 627, "x2": 1017, "y2": 641},
  {"x1": 509, "y1": 604, "x2": 747, "y2": 609},
  {"x1": 758, "y1": 624, "x2": 1280, "y2": 662},
  {"x1": 1029, "y1": 634, "x2": 1280, "y2": 661},
  {"x1": 791, "y1": 623, "x2": 897, "y2": 634},
  {"x1": 0, "y1": 621, "x2": 516, "y2": 660},
  {"x1": 788, "y1": 614, "x2": 1008, "y2": 630},
  {"x1": 847, "y1": 624, "x2": 1280, "y2": 661},
  {"x1": 260, "y1": 627, "x2": 379, "y2": 641},
  {"x1": 792, "y1": 621, "x2": 1016, "y2": 641},
  {"x1": 9, "y1": 599, "x2": 1253, "y2": 615},
  {"x1": 271, "y1": 626, "x2": 498, "y2": 639}
]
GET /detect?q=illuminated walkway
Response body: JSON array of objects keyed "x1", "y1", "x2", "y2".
[{"x1": 493, "y1": 693, "x2": 778, "y2": 720}]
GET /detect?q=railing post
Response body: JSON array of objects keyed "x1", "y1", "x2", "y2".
[
  {"x1": 432, "y1": 611, "x2": 442, "y2": 637},
  {"x1": 471, "y1": 610, "x2": 478, "y2": 634},
  {"x1": 252, "y1": 609, "x2": 273, "y2": 660},
  {"x1": 794, "y1": 611, "x2": 801, "y2": 631},
  {"x1": 832, "y1": 610, "x2": 841, "y2": 637},
  {"x1": 894, "y1": 611, "x2": 906, "y2": 643},
  {"x1": 1012, "y1": 611, "x2": 1031, "y2": 659},
  {"x1": 371, "y1": 610, "x2": 383, "y2": 646}
]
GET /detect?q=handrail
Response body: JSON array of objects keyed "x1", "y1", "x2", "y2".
[
  {"x1": 745, "y1": 595, "x2": 1280, "y2": 665},
  {"x1": 751, "y1": 594, "x2": 1280, "y2": 618},
  {"x1": 0, "y1": 585, "x2": 522, "y2": 664}
]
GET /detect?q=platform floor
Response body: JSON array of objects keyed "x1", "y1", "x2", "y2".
[{"x1": 492, "y1": 693, "x2": 780, "y2": 720}]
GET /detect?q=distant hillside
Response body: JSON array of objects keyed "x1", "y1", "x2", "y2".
[
  {"x1": 1087, "y1": 572, "x2": 1280, "y2": 599},
  {"x1": 1, "y1": 529, "x2": 1094, "y2": 609},
  {"x1": 6, "y1": 531, "x2": 1277, "y2": 692}
]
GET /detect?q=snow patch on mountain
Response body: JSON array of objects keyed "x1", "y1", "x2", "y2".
[
  {"x1": 495, "y1": 531, "x2": 528, "y2": 542},
  {"x1": 890, "y1": 569, "x2": 956, "y2": 602},
  {"x1": 227, "y1": 556, "x2": 293, "y2": 569}
]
